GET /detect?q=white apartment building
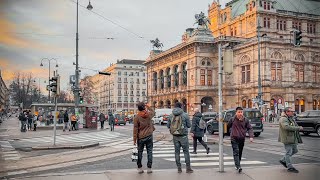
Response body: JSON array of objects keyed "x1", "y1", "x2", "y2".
[{"x1": 99, "y1": 59, "x2": 147, "y2": 114}]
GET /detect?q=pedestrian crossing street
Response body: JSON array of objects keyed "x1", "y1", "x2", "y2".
[
  {"x1": 12, "y1": 131, "x2": 131, "y2": 147},
  {"x1": 112, "y1": 141, "x2": 267, "y2": 167},
  {"x1": 0, "y1": 140, "x2": 20, "y2": 161}
]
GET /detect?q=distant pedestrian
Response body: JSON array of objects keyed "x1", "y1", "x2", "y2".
[
  {"x1": 33, "y1": 114, "x2": 38, "y2": 131},
  {"x1": 190, "y1": 108, "x2": 210, "y2": 154},
  {"x1": 227, "y1": 106, "x2": 254, "y2": 173},
  {"x1": 108, "y1": 112, "x2": 115, "y2": 131},
  {"x1": 269, "y1": 113, "x2": 273, "y2": 123},
  {"x1": 278, "y1": 107, "x2": 303, "y2": 173},
  {"x1": 63, "y1": 111, "x2": 70, "y2": 132},
  {"x1": 19, "y1": 111, "x2": 27, "y2": 132},
  {"x1": 167, "y1": 102, "x2": 193, "y2": 173},
  {"x1": 99, "y1": 112, "x2": 106, "y2": 129},
  {"x1": 27, "y1": 112, "x2": 33, "y2": 131},
  {"x1": 70, "y1": 113, "x2": 77, "y2": 131},
  {"x1": 133, "y1": 103, "x2": 155, "y2": 174}
]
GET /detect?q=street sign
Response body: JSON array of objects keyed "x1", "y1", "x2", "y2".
[{"x1": 70, "y1": 75, "x2": 76, "y2": 84}]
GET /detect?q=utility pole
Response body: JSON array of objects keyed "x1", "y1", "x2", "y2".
[{"x1": 257, "y1": 14, "x2": 263, "y2": 110}]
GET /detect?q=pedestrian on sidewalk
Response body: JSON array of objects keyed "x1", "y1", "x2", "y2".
[
  {"x1": 33, "y1": 114, "x2": 38, "y2": 131},
  {"x1": 227, "y1": 106, "x2": 254, "y2": 173},
  {"x1": 19, "y1": 111, "x2": 27, "y2": 132},
  {"x1": 99, "y1": 112, "x2": 106, "y2": 129},
  {"x1": 278, "y1": 107, "x2": 303, "y2": 173},
  {"x1": 70, "y1": 113, "x2": 77, "y2": 131},
  {"x1": 167, "y1": 102, "x2": 193, "y2": 173},
  {"x1": 63, "y1": 111, "x2": 69, "y2": 132},
  {"x1": 133, "y1": 102, "x2": 155, "y2": 174},
  {"x1": 108, "y1": 111, "x2": 115, "y2": 131},
  {"x1": 190, "y1": 108, "x2": 210, "y2": 154},
  {"x1": 27, "y1": 111, "x2": 33, "y2": 131}
]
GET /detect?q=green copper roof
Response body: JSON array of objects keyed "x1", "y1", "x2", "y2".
[{"x1": 226, "y1": 0, "x2": 320, "y2": 18}]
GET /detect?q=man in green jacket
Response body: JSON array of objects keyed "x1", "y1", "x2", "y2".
[{"x1": 278, "y1": 107, "x2": 303, "y2": 173}]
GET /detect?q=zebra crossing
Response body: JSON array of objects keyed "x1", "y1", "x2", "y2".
[
  {"x1": 11, "y1": 131, "x2": 131, "y2": 148},
  {"x1": 124, "y1": 142, "x2": 267, "y2": 168},
  {"x1": 0, "y1": 140, "x2": 20, "y2": 161}
]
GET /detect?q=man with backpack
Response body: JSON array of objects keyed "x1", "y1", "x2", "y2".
[
  {"x1": 190, "y1": 108, "x2": 210, "y2": 154},
  {"x1": 108, "y1": 111, "x2": 115, "y2": 131},
  {"x1": 167, "y1": 102, "x2": 193, "y2": 173},
  {"x1": 227, "y1": 106, "x2": 254, "y2": 173},
  {"x1": 133, "y1": 102, "x2": 155, "y2": 174}
]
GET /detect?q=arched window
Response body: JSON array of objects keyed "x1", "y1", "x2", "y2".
[
  {"x1": 270, "y1": 99, "x2": 275, "y2": 110},
  {"x1": 160, "y1": 70, "x2": 164, "y2": 89},
  {"x1": 295, "y1": 99, "x2": 299, "y2": 113},
  {"x1": 174, "y1": 65, "x2": 179, "y2": 87},
  {"x1": 313, "y1": 100, "x2": 317, "y2": 110},
  {"x1": 300, "y1": 99, "x2": 305, "y2": 112},
  {"x1": 248, "y1": 99, "x2": 253, "y2": 108},
  {"x1": 166, "y1": 68, "x2": 171, "y2": 88},
  {"x1": 242, "y1": 99, "x2": 247, "y2": 108},
  {"x1": 182, "y1": 63, "x2": 187, "y2": 85}
]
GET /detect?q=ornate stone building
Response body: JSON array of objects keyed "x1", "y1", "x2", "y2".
[
  {"x1": 0, "y1": 70, "x2": 9, "y2": 111},
  {"x1": 146, "y1": 0, "x2": 320, "y2": 115}
]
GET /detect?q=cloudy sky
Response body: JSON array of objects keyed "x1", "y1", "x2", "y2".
[{"x1": 0, "y1": 0, "x2": 228, "y2": 90}]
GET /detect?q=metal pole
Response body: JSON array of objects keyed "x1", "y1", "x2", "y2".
[
  {"x1": 218, "y1": 43, "x2": 224, "y2": 172},
  {"x1": 74, "y1": 0, "x2": 80, "y2": 115},
  {"x1": 257, "y1": 15, "x2": 262, "y2": 110},
  {"x1": 109, "y1": 80, "x2": 111, "y2": 112},
  {"x1": 48, "y1": 61, "x2": 51, "y2": 103},
  {"x1": 53, "y1": 94, "x2": 58, "y2": 146}
]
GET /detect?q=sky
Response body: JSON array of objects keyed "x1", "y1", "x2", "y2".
[{"x1": 0, "y1": 0, "x2": 229, "y2": 90}]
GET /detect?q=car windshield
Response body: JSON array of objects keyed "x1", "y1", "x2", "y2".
[{"x1": 244, "y1": 111, "x2": 262, "y2": 118}]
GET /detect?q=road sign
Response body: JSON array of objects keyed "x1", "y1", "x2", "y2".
[{"x1": 70, "y1": 75, "x2": 76, "y2": 84}]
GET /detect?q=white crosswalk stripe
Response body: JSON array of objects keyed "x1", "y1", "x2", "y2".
[
  {"x1": 13, "y1": 131, "x2": 131, "y2": 147},
  {"x1": 0, "y1": 140, "x2": 21, "y2": 161}
]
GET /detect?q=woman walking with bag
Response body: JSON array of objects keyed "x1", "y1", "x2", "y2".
[{"x1": 190, "y1": 108, "x2": 210, "y2": 154}]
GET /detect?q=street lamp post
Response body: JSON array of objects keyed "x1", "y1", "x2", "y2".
[
  {"x1": 74, "y1": 0, "x2": 93, "y2": 115},
  {"x1": 40, "y1": 58, "x2": 58, "y2": 103}
]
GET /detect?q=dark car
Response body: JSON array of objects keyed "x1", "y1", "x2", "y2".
[
  {"x1": 295, "y1": 110, "x2": 320, "y2": 136},
  {"x1": 207, "y1": 108, "x2": 264, "y2": 137},
  {"x1": 114, "y1": 114, "x2": 126, "y2": 125}
]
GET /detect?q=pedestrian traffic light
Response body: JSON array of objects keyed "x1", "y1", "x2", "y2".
[
  {"x1": 293, "y1": 30, "x2": 302, "y2": 46},
  {"x1": 79, "y1": 96, "x2": 83, "y2": 104},
  {"x1": 49, "y1": 75, "x2": 60, "y2": 96}
]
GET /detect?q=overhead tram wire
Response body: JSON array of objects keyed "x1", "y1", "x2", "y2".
[{"x1": 69, "y1": 0, "x2": 144, "y2": 39}]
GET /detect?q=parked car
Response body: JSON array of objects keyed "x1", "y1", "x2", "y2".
[
  {"x1": 114, "y1": 114, "x2": 126, "y2": 125},
  {"x1": 295, "y1": 110, "x2": 320, "y2": 136},
  {"x1": 152, "y1": 108, "x2": 172, "y2": 125},
  {"x1": 207, "y1": 108, "x2": 264, "y2": 137}
]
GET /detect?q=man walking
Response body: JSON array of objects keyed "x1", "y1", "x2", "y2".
[
  {"x1": 167, "y1": 102, "x2": 193, "y2": 173},
  {"x1": 63, "y1": 111, "x2": 69, "y2": 132},
  {"x1": 190, "y1": 108, "x2": 210, "y2": 154},
  {"x1": 278, "y1": 107, "x2": 303, "y2": 173},
  {"x1": 227, "y1": 107, "x2": 254, "y2": 173},
  {"x1": 108, "y1": 111, "x2": 115, "y2": 131},
  {"x1": 133, "y1": 103, "x2": 155, "y2": 174},
  {"x1": 99, "y1": 112, "x2": 106, "y2": 129}
]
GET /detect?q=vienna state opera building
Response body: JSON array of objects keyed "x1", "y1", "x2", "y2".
[{"x1": 145, "y1": 0, "x2": 320, "y2": 115}]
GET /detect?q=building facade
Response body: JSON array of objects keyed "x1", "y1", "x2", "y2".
[
  {"x1": 0, "y1": 70, "x2": 9, "y2": 111},
  {"x1": 146, "y1": 0, "x2": 320, "y2": 115},
  {"x1": 99, "y1": 59, "x2": 147, "y2": 114}
]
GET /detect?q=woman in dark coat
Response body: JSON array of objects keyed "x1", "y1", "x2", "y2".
[
  {"x1": 190, "y1": 108, "x2": 210, "y2": 154},
  {"x1": 108, "y1": 112, "x2": 115, "y2": 131}
]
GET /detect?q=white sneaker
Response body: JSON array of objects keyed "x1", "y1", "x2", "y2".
[
  {"x1": 147, "y1": 168, "x2": 152, "y2": 174},
  {"x1": 137, "y1": 168, "x2": 144, "y2": 174}
]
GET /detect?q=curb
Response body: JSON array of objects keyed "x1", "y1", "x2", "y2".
[{"x1": 31, "y1": 142, "x2": 100, "y2": 150}]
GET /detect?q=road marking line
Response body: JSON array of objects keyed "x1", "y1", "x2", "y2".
[
  {"x1": 191, "y1": 161, "x2": 267, "y2": 166},
  {"x1": 165, "y1": 156, "x2": 237, "y2": 161},
  {"x1": 154, "y1": 153, "x2": 226, "y2": 157},
  {"x1": 153, "y1": 149, "x2": 206, "y2": 154}
]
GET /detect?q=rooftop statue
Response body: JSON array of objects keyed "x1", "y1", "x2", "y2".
[
  {"x1": 150, "y1": 38, "x2": 163, "y2": 50},
  {"x1": 194, "y1": 11, "x2": 211, "y2": 29}
]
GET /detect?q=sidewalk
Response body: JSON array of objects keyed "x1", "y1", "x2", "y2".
[{"x1": 19, "y1": 163, "x2": 320, "y2": 180}]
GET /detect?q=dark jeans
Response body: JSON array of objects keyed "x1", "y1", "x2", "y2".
[
  {"x1": 71, "y1": 121, "x2": 76, "y2": 130},
  {"x1": 137, "y1": 135, "x2": 153, "y2": 168},
  {"x1": 20, "y1": 121, "x2": 26, "y2": 131},
  {"x1": 173, "y1": 135, "x2": 191, "y2": 168},
  {"x1": 100, "y1": 121, "x2": 104, "y2": 129},
  {"x1": 33, "y1": 124, "x2": 37, "y2": 131},
  {"x1": 193, "y1": 136, "x2": 208, "y2": 152},
  {"x1": 27, "y1": 121, "x2": 32, "y2": 130},
  {"x1": 231, "y1": 138, "x2": 245, "y2": 168},
  {"x1": 110, "y1": 123, "x2": 114, "y2": 131}
]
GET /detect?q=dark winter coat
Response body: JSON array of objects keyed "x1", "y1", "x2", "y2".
[
  {"x1": 108, "y1": 112, "x2": 115, "y2": 125},
  {"x1": 167, "y1": 108, "x2": 191, "y2": 136},
  {"x1": 190, "y1": 112, "x2": 205, "y2": 137},
  {"x1": 99, "y1": 113, "x2": 106, "y2": 122}
]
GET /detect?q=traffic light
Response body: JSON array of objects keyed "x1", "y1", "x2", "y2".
[
  {"x1": 79, "y1": 96, "x2": 83, "y2": 104},
  {"x1": 49, "y1": 75, "x2": 60, "y2": 96},
  {"x1": 293, "y1": 30, "x2": 302, "y2": 46}
]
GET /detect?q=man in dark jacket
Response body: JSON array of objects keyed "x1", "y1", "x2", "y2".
[
  {"x1": 190, "y1": 108, "x2": 209, "y2": 154},
  {"x1": 19, "y1": 111, "x2": 27, "y2": 132},
  {"x1": 63, "y1": 111, "x2": 69, "y2": 132},
  {"x1": 27, "y1": 112, "x2": 33, "y2": 130},
  {"x1": 278, "y1": 107, "x2": 303, "y2": 173},
  {"x1": 133, "y1": 102, "x2": 155, "y2": 174},
  {"x1": 108, "y1": 112, "x2": 115, "y2": 131},
  {"x1": 167, "y1": 102, "x2": 193, "y2": 173},
  {"x1": 99, "y1": 112, "x2": 106, "y2": 129},
  {"x1": 227, "y1": 107, "x2": 254, "y2": 173}
]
